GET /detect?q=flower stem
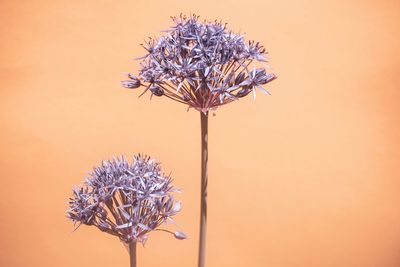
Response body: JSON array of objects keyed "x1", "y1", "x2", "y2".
[
  {"x1": 198, "y1": 111, "x2": 208, "y2": 267},
  {"x1": 129, "y1": 242, "x2": 137, "y2": 267}
]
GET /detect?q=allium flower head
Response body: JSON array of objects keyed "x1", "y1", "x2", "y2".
[
  {"x1": 122, "y1": 14, "x2": 276, "y2": 113},
  {"x1": 67, "y1": 155, "x2": 185, "y2": 245}
]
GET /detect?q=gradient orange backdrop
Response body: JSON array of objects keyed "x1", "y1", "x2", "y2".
[{"x1": 1, "y1": 1, "x2": 400, "y2": 266}]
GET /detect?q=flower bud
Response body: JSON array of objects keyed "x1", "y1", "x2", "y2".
[
  {"x1": 259, "y1": 72, "x2": 276, "y2": 85},
  {"x1": 121, "y1": 78, "x2": 141, "y2": 89},
  {"x1": 150, "y1": 85, "x2": 164, "y2": 97},
  {"x1": 236, "y1": 88, "x2": 252, "y2": 98},
  {"x1": 174, "y1": 231, "x2": 187, "y2": 240},
  {"x1": 235, "y1": 72, "x2": 246, "y2": 84}
]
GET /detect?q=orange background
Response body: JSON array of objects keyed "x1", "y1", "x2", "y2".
[{"x1": 1, "y1": 1, "x2": 400, "y2": 266}]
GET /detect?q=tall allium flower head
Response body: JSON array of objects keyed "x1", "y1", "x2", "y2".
[
  {"x1": 122, "y1": 14, "x2": 276, "y2": 113},
  {"x1": 67, "y1": 155, "x2": 185, "y2": 245}
]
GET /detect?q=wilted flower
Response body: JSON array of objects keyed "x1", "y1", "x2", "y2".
[
  {"x1": 67, "y1": 155, "x2": 185, "y2": 245},
  {"x1": 123, "y1": 14, "x2": 276, "y2": 113}
]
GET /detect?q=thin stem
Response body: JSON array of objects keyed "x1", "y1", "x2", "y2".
[
  {"x1": 129, "y1": 242, "x2": 137, "y2": 267},
  {"x1": 198, "y1": 111, "x2": 208, "y2": 267}
]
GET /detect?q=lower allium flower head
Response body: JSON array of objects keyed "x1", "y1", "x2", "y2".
[
  {"x1": 67, "y1": 155, "x2": 186, "y2": 245},
  {"x1": 122, "y1": 14, "x2": 276, "y2": 113}
]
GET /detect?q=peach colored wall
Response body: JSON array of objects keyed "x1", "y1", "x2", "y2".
[{"x1": 1, "y1": 1, "x2": 399, "y2": 266}]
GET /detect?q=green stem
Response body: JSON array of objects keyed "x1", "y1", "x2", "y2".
[
  {"x1": 198, "y1": 111, "x2": 208, "y2": 267},
  {"x1": 129, "y1": 242, "x2": 137, "y2": 267}
]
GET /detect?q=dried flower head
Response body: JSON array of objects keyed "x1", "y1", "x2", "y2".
[
  {"x1": 67, "y1": 155, "x2": 185, "y2": 245},
  {"x1": 122, "y1": 14, "x2": 276, "y2": 113}
]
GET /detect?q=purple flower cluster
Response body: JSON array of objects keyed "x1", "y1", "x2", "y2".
[
  {"x1": 122, "y1": 14, "x2": 276, "y2": 112},
  {"x1": 67, "y1": 155, "x2": 185, "y2": 245}
]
